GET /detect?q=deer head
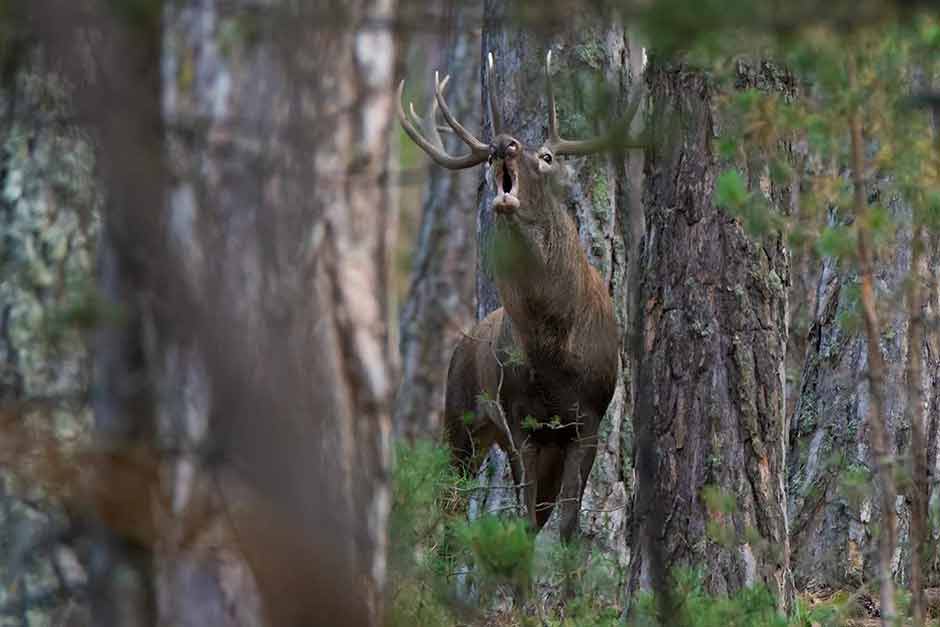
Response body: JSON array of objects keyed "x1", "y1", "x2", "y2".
[{"x1": 398, "y1": 52, "x2": 639, "y2": 278}]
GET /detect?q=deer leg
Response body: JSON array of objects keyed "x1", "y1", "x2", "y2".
[
  {"x1": 556, "y1": 439, "x2": 598, "y2": 542},
  {"x1": 534, "y1": 444, "x2": 565, "y2": 530},
  {"x1": 521, "y1": 444, "x2": 539, "y2": 527}
]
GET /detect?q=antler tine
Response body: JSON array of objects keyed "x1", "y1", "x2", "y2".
[
  {"x1": 397, "y1": 78, "x2": 488, "y2": 170},
  {"x1": 408, "y1": 74, "x2": 451, "y2": 150},
  {"x1": 486, "y1": 52, "x2": 503, "y2": 136},
  {"x1": 408, "y1": 102, "x2": 423, "y2": 128},
  {"x1": 432, "y1": 76, "x2": 458, "y2": 137},
  {"x1": 547, "y1": 50, "x2": 560, "y2": 144},
  {"x1": 433, "y1": 72, "x2": 488, "y2": 154},
  {"x1": 544, "y1": 50, "x2": 646, "y2": 157}
]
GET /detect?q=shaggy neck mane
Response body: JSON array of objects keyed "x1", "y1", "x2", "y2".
[{"x1": 495, "y1": 205, "x2": 603, "y2": 356}]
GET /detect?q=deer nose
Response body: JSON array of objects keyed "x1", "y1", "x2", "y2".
[{"x1": 495, "y1": 139, "x2": 519, "y2": 160}]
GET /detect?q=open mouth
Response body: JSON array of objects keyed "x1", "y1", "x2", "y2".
[{"x1": 491, "y1": 160, "x2": 519, "y2": 214}]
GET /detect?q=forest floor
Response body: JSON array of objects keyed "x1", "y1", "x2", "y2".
[{"x1": 470, "y1": 586, "x2": 940, "y2": 626}]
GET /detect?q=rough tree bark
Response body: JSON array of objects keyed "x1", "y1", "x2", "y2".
[
  {"x1": 787, "y1": 201, "x2": 940, "y2": 594},
  {"x1": 628, "y1": 60, "x2": 794, "y2": 609},
  {"x1": 469, "y1": 0, "x2": 642, "y2": 589},
  {"x1": 394, "y1": 0, "x2": 480, "y2": 441}
]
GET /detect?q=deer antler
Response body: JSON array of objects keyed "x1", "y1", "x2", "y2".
[
  {"x1": 486, "y1": 52, "x2": 503, "y2": 136},
  {"x1": 397, "y1": 71, "x2": 490, "y2": 170},
  {"x1": 545, "y1": 50, "x2": 644, "y2": 156}
]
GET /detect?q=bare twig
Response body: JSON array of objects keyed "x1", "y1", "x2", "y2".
[
  {"x1": 847, "y1": 55, "x2": 897, "y2": 627},
  {"x1": 908, "y1": 221, "x2": 927, "y2": 627},
  {"x1": 488, "y1": 345, "x2": 526, "y2": 519}
]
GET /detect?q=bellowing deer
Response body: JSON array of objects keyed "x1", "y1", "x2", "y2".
[{"x1": 398, "y1": 53, "x2": 620, "y2": 540}]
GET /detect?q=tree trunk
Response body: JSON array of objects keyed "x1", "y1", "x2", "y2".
[
  {"x1": 628, "y1": 60, "x2": 794, "y2": 609},
  {"x1": 787, "y1": 202, "x2": 940, "y2": 594},
  {"x1": 394, "y1": 0, "x2": 480, "y2": 441},
  {"x1": 471, "y1": 0, "x2": 640, "y2": 585},
  {"x1": 0, "y1": 63, "x2": 97, "y2": 626},
  {"x1": 26, "y1": 1, "x2": 397, "y2": 625},
  {"x1": 157, "y1": 2, "x2": 398, "y2": 625}
]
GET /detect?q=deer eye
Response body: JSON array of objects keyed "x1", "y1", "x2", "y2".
[{"x1": 540, "y1": 153, "x2": 553, "y2": 165}]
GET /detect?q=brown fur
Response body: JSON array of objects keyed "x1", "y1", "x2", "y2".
[{"x1": 444, "y1": 135, "x2": 619, "y2": 539}]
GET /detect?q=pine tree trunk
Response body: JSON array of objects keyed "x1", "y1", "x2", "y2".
[
  {"x1": 22, "y1": 2, "x2": 398, "y2": 624},
  {"x1": 628, "y1": 60, "x2": 794, "y2": 609},
  {"x1": 787, "y1": 202, "x2": 940, "y2": 594},
  {"x1": 157, "y1": 2, "x2": 399, "y2": 624},
  {"x1": 0, "y1": 64, "x2": 97, "y2": 626},
  {"x1": 394, "y1": 0, "x2": 480, "y2": 441},
  {"x1": 26, "y1": 1, "x2": 398, "y2": 625}
]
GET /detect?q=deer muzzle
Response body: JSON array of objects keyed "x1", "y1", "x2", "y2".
[{"x1": 491, "y1": 158, "x2": 519, "y2": 214}]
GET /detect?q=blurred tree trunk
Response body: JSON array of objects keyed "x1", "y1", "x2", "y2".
[
  {"x1": 0, "y1": 64, "x2": 97, "y2": 625},
  {"x1": 471, "y1": 0, "x2": 642, "y2": 588},
  {"x1": 628, "y1": 60, "x2": 794, "y2": 609},
  {"x1": 787, "y1": 205, "x2": 940, "y2": 592},
  {"x1": 157, "y1": 2, "x2": 399, "y2": 625},
  {"x1": 394, "y1": 0, "x2": 480, "y2": 441},
  {"x1": 27, "y1": 1, "x2": 398, "y2": 625}
]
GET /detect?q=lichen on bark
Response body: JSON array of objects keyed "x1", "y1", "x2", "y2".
[{"x1": 0, "y1": 68, "x2": 99, "y2": 626}]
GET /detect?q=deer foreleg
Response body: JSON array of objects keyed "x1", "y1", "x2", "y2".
[{"x1": 556, "y1": 439, "x2": 598, "y2": 541}]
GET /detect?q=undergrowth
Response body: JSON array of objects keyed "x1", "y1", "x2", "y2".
[{"x1": 389, "y1": 440, "x2": 869, "y2": 627}]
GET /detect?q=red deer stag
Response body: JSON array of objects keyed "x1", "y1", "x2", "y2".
[{"x1": 398, "y1": 52, "x2": 622, "y2": 540}]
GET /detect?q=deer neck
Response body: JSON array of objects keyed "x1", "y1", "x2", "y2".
[{"x1": 494, "y1": 209, "x2": 589, "y2": 355}]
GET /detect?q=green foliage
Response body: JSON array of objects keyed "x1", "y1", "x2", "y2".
[
  {"x1": 702, "y1": 485, "x2": 736, "y2": 515},
  {"x1": 538, "y1": 539, "x2": 624, "y2": 624},
  {"x1": 815, "y1": 225, "x2": 855, "y2": 261},
  {"x1": 715, "y1": 170, "x2": 749, "y2": 210},
  {"x1": 390, "y1": 441, "x2": 536, "y2": 623},
  {"x1": 839, "y1": 463, "x2": 873, "y2": 509},
  {"x1": 388, "y1": 440, "x2": 460, "y2": 625},
  {"x1": 504, "y1": 345, "x2": 527, "y2": 368},
  {"x1": 521, "y1": 414, "x2": 567, "y2": 432},
  {"x1": 457, "y1": 516, "x2": 534, "y2": 590},
  {"x1": 698, "y1": 13, "x2": 940, "y2": 306},
  {"x1": 630, "y1": 569, "x2": 791, "y2": 627},
  {"x1": 388, "y1": 580, "x2": 453, "y2": 627},
  {"x1": 390, "y1": 440, "x2": 456, "y2": 566},
  {"x1": 628, "y1": 568, "x2": 861, "y2": 627},
  {"x1": 391, "y1": 440, "x2": 625, "y2": 624},
  {"x1": 389, "y1": 441, "x2": 906, "y2": 625}
]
